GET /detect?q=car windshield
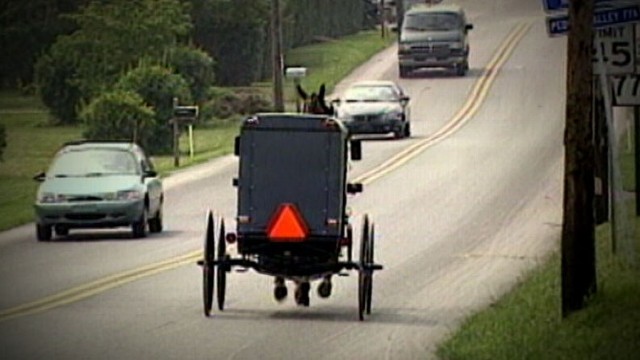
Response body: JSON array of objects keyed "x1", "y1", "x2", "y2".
[
  {"x1": 344, "y1": 85, "x2": 399, "y2": 102},
  {"x1": 49, "y1": 148, "x2": 139, "y2": 177},
  {"x1": 403, "y1": 12, "x2": 461, "y2": 31}
]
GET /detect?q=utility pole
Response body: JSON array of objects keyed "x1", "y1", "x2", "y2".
[
  {"x1": 271, "y1": 0, "x2": 284, "y2": 112},
  {"x1": 396, "y1": 0, "x2": 404, "y2": 33},
  {"x1": 380, "y1": 0, "x2": 386, "y2": 38},
  {"x1": 636, "y1": 106, "x2": 640, "y2": 215},
  {"x1": 561, "y1": 0, "x2": 597, "y2": 317}
]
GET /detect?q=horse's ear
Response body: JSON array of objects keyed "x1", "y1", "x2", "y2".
[
  {"x1": 318, "y1": 84, "x2": 326, "y2": 99},
  {"x1": 296, "y1": 84, "x2": 308, "y2": 100}
]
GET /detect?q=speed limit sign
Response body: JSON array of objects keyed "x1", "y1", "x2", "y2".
[{"x1": 592, "y1": 23, "x2": 636, "y2": 75}]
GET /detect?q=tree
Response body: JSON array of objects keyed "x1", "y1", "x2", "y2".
[
  {"x1": 81, "y1": 90, "x2": 155, "y2": 146},
  {"x1": 115, "y1": 64, "x2": 191, "y2": 155},
  {"x1": 34, "y1": 43, "x2": 84, "y2": 124},
  {"x1": 35, "y1": 0, "x2": 192, "y2": 123},
  {"x1": 0, "y1": 0, "x2": 89, "y2": 88},
  {"x1": 561, "y1": 0, "x2": 596, "y2": 317},
  {"x1": 167, "y1": 46, "x2": 216, "y2": 104},
  {"x1": 192, "y1": 0, "x2": 269, "y2": 86}
]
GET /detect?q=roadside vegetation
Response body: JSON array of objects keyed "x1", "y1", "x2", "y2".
[
  {"x1": 0, "y1": 30, "x2": 394, "y2": 232},
  {"x1": 437, "y1": 130, "x2": 640, "y2": 359}
]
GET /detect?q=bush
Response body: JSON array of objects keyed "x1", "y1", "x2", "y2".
[
  {"x1": 81, "y1": 90, "x2": 155, "y2": 148},
  {"x1": 115, "y1": 65, "x2": 191, "y2": 155},
  {"x1": 34, "y1": 51, "x2": 83, "y2": 124},
  {"x1": 201, "y1": 87, "x2": 272, "y2": 121},
  {"x1": 167, "y1": 46, "x2": 216, "y2": 104}
]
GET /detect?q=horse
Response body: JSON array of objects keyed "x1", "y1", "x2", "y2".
[
  {"x1": 272, "y1": 84, "x2": 335, "y2": 307},
  {"x1": 296, "y1": 83, "x2": 335, "y2": 115}
]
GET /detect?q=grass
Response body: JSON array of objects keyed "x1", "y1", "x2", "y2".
[
  {"x1": 0, "y1": 30, "x2": 394, "y2": 232},
  {"x1": 620, "y1": 130, "x2": 636, "y2": 192},
  {"x1": 284, "y1": 31, "x2": 394, "y2": 94},
  {"x1": 437, "y1": 127, "x2": 640, "y2": 360}
]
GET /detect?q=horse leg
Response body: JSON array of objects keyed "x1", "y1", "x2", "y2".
[
  {"x1": 317, "y1": 275, "x2": 333, "y2": 298},
  {"x1": 274, "y1": 276, "x2": 287, "y2": 302},
  {"x1": 294, "y1": 281, "x2": 310, "y2": 307}
]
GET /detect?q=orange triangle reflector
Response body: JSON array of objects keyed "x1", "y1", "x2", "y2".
[{"x1": 267, "y1": 203, "x2": 308, "y2": 242}]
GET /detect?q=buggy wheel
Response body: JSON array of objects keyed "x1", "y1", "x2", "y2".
[
  {"x1": 358, "y1": 215, "x2": 370, "y2": 321},
  {"x1": 365, "y1": 223, "x2": 375, "y2": 315},
  {"x1": 216, "y1": 219, "x2": 227, "y2": 311},
  {"x1": 202, "y1": 211, "x2": 215, "y2": 317}
]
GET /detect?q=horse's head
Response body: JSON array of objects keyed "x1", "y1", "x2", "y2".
[{"x1": 297, "y1": 84, "x2": 334, "y2": 115}]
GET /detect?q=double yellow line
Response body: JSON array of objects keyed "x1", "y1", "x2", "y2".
[
  {"x1": 355, "y1": 21, "x2": 533, "y2": 185},
  {"x1": 0, "y1": 21, "x2": 533, "y2": 323},
  {"x1": 0, "y1": 251, "x2": 201, "y2": 322}
]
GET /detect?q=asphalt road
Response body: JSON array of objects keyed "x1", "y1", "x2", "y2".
[{"x1": 0, "y1": 0, "x2": 567, "y2": 359}]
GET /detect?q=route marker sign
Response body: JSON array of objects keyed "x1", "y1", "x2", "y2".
[
  {"x1": 543, "y1": 0, "x2": 640, "y2": 14},
  {"x1": 611, "y1": 75, "x2": 640, "y2": 105},
  {"x1": 546, "y1": 5, "x2": 640, "y2": 36}
]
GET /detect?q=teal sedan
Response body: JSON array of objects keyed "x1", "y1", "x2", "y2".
[{"x1": 33, "y1": 141, "x2": 163, "y2": 241}]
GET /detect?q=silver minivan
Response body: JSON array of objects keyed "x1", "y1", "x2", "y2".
[{"x1": 397, "y1": 4, "x2": 473, "y2": 77}]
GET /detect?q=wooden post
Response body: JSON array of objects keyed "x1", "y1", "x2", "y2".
[
  {"x1": 561, "y1": 0, "x2": 597, "y2": 317},
  {"x1": 271, "y1": 0, "x2": 284, "y2": 112},
  {"x1": 172, "y1": 97, "x2": 180, "y2": 168},
  {"x1": 294, "y1": 78, "x2": 301, "y2": 113}
]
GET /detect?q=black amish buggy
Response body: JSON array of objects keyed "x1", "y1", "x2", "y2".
[{"x1": 197, "y1": 113, "x2": 382, "y2": 320}]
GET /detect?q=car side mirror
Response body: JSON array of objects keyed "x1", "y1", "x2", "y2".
[
  {"x1": 347, "y1": 183, "x2": 363, "y2": 194},
  {"x1": 350, "y1": 140, "x2": 362, "y2": 161},
  {"x1": 466, "y1": 24, "x2": 474, "y2": 31},
  {"x1": 33, "y1": 172, "x2": 45, "y2": 182},
  {"x1": 143, "y1": 170, "x2": 157, "y2": 178},
  {"x1": 234, "y1": 136, "x2": 240, "y2": 156},
  {"x1": 400, "y1": 96, "x2": 410, "y2": 105}
]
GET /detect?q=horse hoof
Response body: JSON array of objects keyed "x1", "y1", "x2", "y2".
[
  {"x1": 317, "y1": 280, "x2": 332, "y2": 298},
  {"x1": 296, "y1": 293, "x2": 310, "y2": 307},
  {"x1": 274, "y1": 285, "x2": 288, "y2": 302},
  {"x1": 295, "y1": 282, "x2": 310, "y2": 306}
]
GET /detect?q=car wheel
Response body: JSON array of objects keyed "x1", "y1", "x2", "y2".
[
  {"x1": 36, "y1": 223, "x2": 52, "y2": 242},
  {"x1": 456, "y1": 60, "x2": 469, "y2": 76},
  {"x1": 399, "y1": 66, "x2": 411, "y2": 78},
  {"x1": 403, "y1": 122, "x2": 411, "y2": 138},
  {"x1": 132, "y1": 208, "x2": 148, "y2": 238},
  {"x1": 54, "y1": 225, "x2": 69, "y2": 237},
  {"x1": 148, "y1": 205, "x2": 163, "y2": 233}
]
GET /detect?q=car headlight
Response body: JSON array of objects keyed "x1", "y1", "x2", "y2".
[
  {"x1": 337, "y1": 112, "x2": 353, "y2": 122},
  {"x1": 38, "y1": 192, "x2": 66, "y2": 203},
  {"x1": 398, "y1": 43, "x2": 411, "y2": 53},
  {"x1": 115, "y1": 190, "x2": 143, "y2": 201}
]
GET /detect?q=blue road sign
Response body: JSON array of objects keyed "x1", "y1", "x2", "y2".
[
  {"x1": 543, "y1": 0, "x2": 638, "y2": 13},
  {"x1": 546, "y1": 5, "x2": 640, "y2": 36}
]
